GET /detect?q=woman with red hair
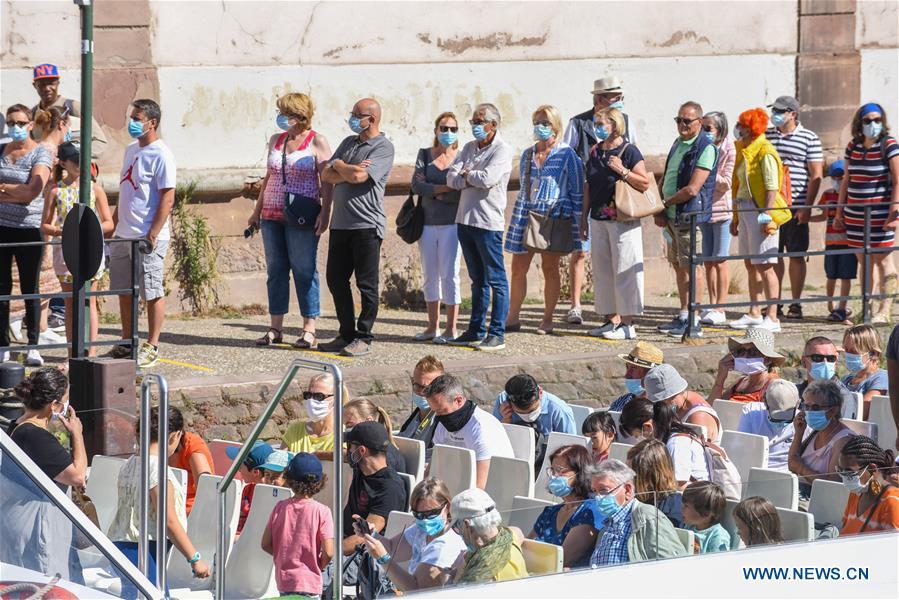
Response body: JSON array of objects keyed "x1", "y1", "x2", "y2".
[{"x1": 728, "y1": 108, "x2": 792, "y2": 333}]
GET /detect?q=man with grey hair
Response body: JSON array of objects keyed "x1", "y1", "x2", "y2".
[
  {"x1": 449, "y1": 487, "x2": 526, "y2": 582},
  {"x1": 425, "y1": 373, "x2": 514, "y2": 489},
  {"x1": 587, "y1": 459, "x2": 683, "y2": 566},
  {"x1": 447, "y1": 103, "x2": 513, "y2": 351}
]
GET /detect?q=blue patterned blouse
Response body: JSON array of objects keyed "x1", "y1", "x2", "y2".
[
  {"x1": 532, "y1": 501, "x2": 594, "y2": 568},
  {"x1": 504, "y1": 142, "x2": 586, "y2": 254}
]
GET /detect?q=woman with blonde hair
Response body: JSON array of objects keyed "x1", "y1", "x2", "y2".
[
  {"x1": 249, "y1": 92, "x2": 332, "y2": 349},
  {"x1": 411, "y1": 112, "x2": 462, "y2": 343},
  {"x1": 841, "y1": 324, "x2": 888, "y2": 420},
  {"x1": 505, "y1": 105, "x2": 585, "y2": 334},
  {"x1": 627, "y1": 438, "x2": 684, "y2": 527},
  {"x1": 344, "y1": 397, "x2": 407, "y2": 473},
  {"x1": 282, "y1": 372, "x2": 348, "y2": 460}
]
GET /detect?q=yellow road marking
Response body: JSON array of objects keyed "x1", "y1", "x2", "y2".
[
  {"x1": 157, "y1": 358, "x2": 214, "y2": 373},
  {"x1": 704, "y1": 328, "x2": 741, "y2": 335},
  {"x1": 271, "y1": 343, "x2": 355, "y2": 361},
  {"x1": 560, "y1": 333, "x2": 620, "y2": 344}
]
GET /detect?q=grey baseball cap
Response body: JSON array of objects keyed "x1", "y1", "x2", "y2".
[
  {"x1": 644, "y1": 364, "x2": 688, "y2": 403},
  {"x1": 769, "y1": 96, "x2": 800, "y2": 113}
]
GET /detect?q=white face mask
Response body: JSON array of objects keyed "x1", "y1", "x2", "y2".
[
  {"x1": 516, "y1": 403, "x2": 542, "y2": 423},
  {"x1": 305, "y1": 398, "x2": 332, "y2": 421},
  {"x1": 51, "y1": 399, "x2": 70, "y2": 420}
]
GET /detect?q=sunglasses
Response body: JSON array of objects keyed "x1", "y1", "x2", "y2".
[
  {"x1": 533, "y1": 120, "x2": 552, "y2": 127},
  {"x1": 5, "y1": 120, "x2": 28, "y2": 128},
  {"x1": 862, "y1": 117, "x2": 882, "y2": 125},
  {"x1": 806, "y1": 353, "x2": 837, "y2": 363},
  {"x1": 674, "y1": 117, "x2": 699, "y2": 126},
  {"x1": 412, "y1": 503, "x2": 447, "y2": 521},
  {"x1": 410, "y1": 378, "x2": 428, "y2": 394},
  {"x1": 771, "y1": 108, "x2": 790, "y2": 114},
  {"x1": 303, "y1": 391, "x2": 333, "y2": 402},
  {"x1": 732, "y1": 347, "x2": 763, "y2": 358},
  {"x1": 702, "y1": 125, "x2": 715, "y2": 132},
  {"x1": 438, "y1": 126, "x2": 458, "y2": 133},
  {"x1": 350, "y1": 112, "x2": 372, "y2": 120},
  {"x1": 285, "y1": 113, "x2": 308, "y2": 122},
  {"x1": 469, "y1": 120, "x2": 488, "y2": 126}
]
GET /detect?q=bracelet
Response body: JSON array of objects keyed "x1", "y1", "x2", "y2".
[
  {"x1": 622, "y1": 169, "x2": 630, "y2": 182},
  {"x1": 376, "y1": 552, "x2": 391, "y2": 566},
  {"x1": 188, "y1": 551, "x2": 201, "y2": 565}
]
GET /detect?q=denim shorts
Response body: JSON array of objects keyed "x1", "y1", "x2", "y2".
[
  {"x1": 824, "y1": 245, "x2": 858, "y2": 280},
  {"x1": 699, "y1": 219, "x2": 733, "y2": 259}
]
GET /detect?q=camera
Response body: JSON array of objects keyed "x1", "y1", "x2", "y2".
[{"x1": 244, "y1": 223, "x2": 259, "y2": 239}]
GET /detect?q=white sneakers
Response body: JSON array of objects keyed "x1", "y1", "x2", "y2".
[
  {"x1": 39, "y1": 328, "x2": 66, "y2": 346},
  {"x1": 729, "y1": 314, "x2": 764, "y2": 329},
  {"x1": 24, "y1": 349, "x2": 44, "y2": 366},
  {"x1": 756, "y1": 316, "x2": 782, "y2": 333},
  {"x1": 700, "y1": 309, "x2": 727, "y2": 326},
  {"x1": 0, "y1": 351, "x2": 9, "y2": 363},
  {"x1": 603, "y1": 324, "x2": 637, "y2": 340}
]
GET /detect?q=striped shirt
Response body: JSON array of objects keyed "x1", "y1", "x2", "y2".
[
  {"x1": 843, "y1": 136, "x2": 899, "y2": 248},
  {"x1": 818, "y1": 190, "x2": 848, "y2": 246},
  {"x1": 841, "y1": 486, "x2": 899, "y2": 534},
  {"x1": 0, "y1": 144, "x2": 53, "y2": 228},
  {"x1": 766, "y1": 124, "x2": 823, "y2": 206}
]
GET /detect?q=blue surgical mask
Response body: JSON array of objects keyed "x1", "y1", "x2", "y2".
[
  {"x1": 594, "y1": 125, "x2": 610, "y2": 140},
  {"x1": 411, "y1": 393, "x2": 430, "y2": 411},
  {"x1": 805, "y1": 410, "x2": 831, "y2": 431},
  {"x1": 733, "y1": 126, "x2": 743, "y2": 140},
  {"x1": 348, "y1": 115, "x2": 367, "y2": 134},
  {"x1": 128, "y1": 118, "x2": 145, "y2": 139},
  {"x1": 624, "y1": 378, "x2": 644, "y2": 395},
  {"x1": 809, "y1": 360, "x2": 835, "y2": 381},
  {"x1": 276, "y1": 114, "x2": 291, "y2": 131},
  {"x1": 533, "y1": 124, "x2": 554, "y2": 141},
  {"x1": 438, "y1": 131, "x2": 457, "y2": 147},
  {"x1": 863, "y1": 122, "x2": 883, "y2": 139},
  {"x1": 472, "y1": 123, "x2": 488, "y2": 142},
  {"x1": 703, "y1": 131, "x2": 716, "y2": 144},
  {"x1": 547, "y1": 476, "x2": 573, "y2": 498},
  {"x1": 839, "y1": 468, "x2": 869, "y2": 495},
  {"x1": 757, "y1": 212, "x2": 773, "y2": 224},
  {"x1": 9, "y1": 125, "x2": 29, "y2": 142},
  {"x1": 844, "y1": 352, "x2": 865, "y2": 374},
  {"x1": 609, "y1": 101, "x2": 625, "y2": 111},
  {"x1": 416, "y1": 514, "x2": 446, "y2": 536},
  {"x1": 63, "y1": 128, "x2": 72, "y2": 143},
  {"x1": 587, "y1": 489, "x2": 622, "y2": 528},
  {"x1": 771, "y1": 113, "x2": 787, "y2": 127}
]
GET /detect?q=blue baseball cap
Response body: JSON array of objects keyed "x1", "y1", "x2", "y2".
[
  {"x1": 226, "y1": 440, "x2": 274, "y2": 470},
  {"x1": 286, "y1": 452, "x2": 324, "y2": 483},
  {"x1": 33, "y1": 63, "x2": 60, "y2": 81},
  {"x1": 260, "y1": 449, "x2": 294, "y2": 473},
  {"x1": 828, "y1": 160, "x2": 845, "y2": 177}
]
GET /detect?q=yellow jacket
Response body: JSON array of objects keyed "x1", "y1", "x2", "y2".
[{"x1": 732, "y1": 134, "x2": 792, "y2": 226}]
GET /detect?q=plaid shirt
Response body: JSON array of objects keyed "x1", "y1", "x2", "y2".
[{"x1": 590, "y1": 499, "x2": 634, "y2": 567}]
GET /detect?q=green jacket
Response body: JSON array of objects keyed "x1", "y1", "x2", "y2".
[{"x1": 627, "y1": 500, "x2": 685, "y2": 562}]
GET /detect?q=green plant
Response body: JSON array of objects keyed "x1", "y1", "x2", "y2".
[{"x1": 169, "y1": 181, "x2": 223, "y2": 314}]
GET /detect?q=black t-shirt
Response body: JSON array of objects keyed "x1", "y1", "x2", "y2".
[
  {"x1": 886, "y1": 324, "x2": 899, "y2": 361},
  {"x1": 586, "y1": 142, "x2": 645, "y2": 220},
  {"x1": 387, "y1": 444, "x2": 407, "y2": 474},
  {"x1": 10, "y1": 422, "x2": 73, "y2": 491},
  {"x1": 343, "y1": 465, "x2": 407, "y2": 537}
]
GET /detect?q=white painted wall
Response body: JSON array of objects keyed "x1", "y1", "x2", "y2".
[
  {"x1": 856, "y1": 0, "x2": 899, "y2": 49},
  {"x1": 860, "y1": 49, "x2": 899, "y2": 122}
]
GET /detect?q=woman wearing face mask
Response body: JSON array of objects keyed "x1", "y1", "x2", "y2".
[
  {"x1": 249, "y1": 93, "x2": 332, "y2": 349},
  {"x1": 580, "y1": 107, "x2": 651, "y2": 340},
  {"x1": 626, "y1": 438, "x2": 684, "y2": 527},
  {"x1": 360, "y1": 477, "x2": 466, "y2": 591},
  {"x1": 710, "y1": 327, "x2": 783, "y2": 403},
  {"x1": 344, "y1": 398, "x2": 407, "y2": 473},
  {"x1": 527, "y1": 445, "x2": 596, "y2": 568},
  {"x1": 788, "y1": 379, "x2": 855, "y2": 496},
  {"x1": 450, "y1": 487, "x2": 527, "y2": 583},
  {"x1": 398, "y1": 355, "x2": 443, "y2": 460},
  {"x1": 505, "y1": 105, "x2": 585, "y2": 335},
  {"x1": 0, "y1": 104, "x2": 54, "y2": 365},
  {"x1": 833, "y1": 103, "x2": 899, "y2": 324},
  {"x1": 1, "y1": 368, "x2": 86, "y2": 583},
  {"x1": 108, "y1": 406, "x2": 211, "y2": 598},
  {"x1": 411, "y1": 113, "x2": 462, "y2": 343},
  {"x1": 841, "y1": 324, "x2": 888, "y2": 421},
  {"x1": 283, "y1": 373, "x2": 347, "y2": 460},
  {"x1": 837, "y1": 435, "x2": 899, "y2": 534},
  {"x1": 618, "y1": 397, "x2": 655, "y2": 445}
]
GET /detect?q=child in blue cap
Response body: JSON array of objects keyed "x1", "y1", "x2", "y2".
[
  {"x1": 812, "y1": 159, "x2": 856, "y2": 323},
  {"x1": 226, "y1": 440, "x2": 274, "y2": 535}
]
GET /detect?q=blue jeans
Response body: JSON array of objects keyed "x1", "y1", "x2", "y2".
[
  {"x1": 261, "y1": 219, "x2": 321, "y2": 318},
  {"x1": 114, "y1": 540, "x2": 169, "y2": 600},
  {"x1": 699, "y1": 219, "x2": 733, "y2": 260},
  {"x1": 457, "y1": 224, "x2": 508, "y2": 338}
]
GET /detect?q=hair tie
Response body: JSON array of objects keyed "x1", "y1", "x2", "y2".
[{"x1": 860, "y1": 103, "x2": 882, "y2": 117}]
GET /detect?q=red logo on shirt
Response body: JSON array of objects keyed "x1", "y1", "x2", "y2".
[{"x1": 120, "y1": 158, "x2": 138, "y2": 191}]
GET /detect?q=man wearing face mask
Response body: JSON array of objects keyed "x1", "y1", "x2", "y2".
[
  {"x1": 320, "y1": 98, "x2": 395, "y2": 357},
  {"x1": 709, "y1": 327, "x2": 783, "y2": 405},
  {"x1": 446, "y1": 103, "x2": 513, "y2": 351},
  {"x1": 795, "y1": 336, "x2": 858, "y2": 419},
  {"x1": 737, "y1": 379, "x2": 800, "y2": 472},
  {"x1": 426, "y1": 374, "x2": 514, "y2": 489},
  {"x1": 398, "y1": 355, "x2": 445, "y2": 461},
  {"x1": 586, "y1": 459, "x2": 683, "y2": 567},
  {"x1": 609, "y1": 342, "x2": 664, "y2": 411},
  {"x1": 765, "y1": 96, "x2": 823, "y2": 320}
]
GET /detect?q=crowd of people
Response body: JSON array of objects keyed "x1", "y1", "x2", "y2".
[{"x1": 4, "y1": 66, "x2": 899, "y2": 368}]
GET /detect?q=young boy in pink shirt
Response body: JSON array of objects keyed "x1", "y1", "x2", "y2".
[{"x1": 262, "y1": 452, "x2": 334, "y2": 598}]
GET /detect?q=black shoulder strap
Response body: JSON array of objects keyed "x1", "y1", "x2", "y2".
[
  {"x1": 280, "y1": 133, "x2": 288, "y2": 186},
  {"x1": 525, "y1": 146, "x2": 535, "y2": 203},
  {"x1": 860, "y1": 484, "x2": 893, "y2": 533},
  {"x1": 799, "y1": 430, "x2": 818, "y2": 455}
]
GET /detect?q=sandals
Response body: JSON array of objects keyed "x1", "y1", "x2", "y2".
[
  {"x1": 255, "y1": 327, "x2": 283, "y2": 346},
  {"x1": 293, "y1": 329, "x2": 318, "y2": 350},
  {"x1": 827, "y1": 308, "x2": 853, "y2": 323},
  {"x1": 785, "y1": 303, "x2": 803, "y2": 320}
]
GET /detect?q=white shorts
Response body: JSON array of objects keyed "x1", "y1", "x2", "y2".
[{"x1": 736, "y1": 199, "x2": 779, "y2": 265}]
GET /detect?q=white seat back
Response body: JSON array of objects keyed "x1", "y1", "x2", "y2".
[
  {"x1": 608, "y1": 442, "x2": 634, "y2": 463},
  {"x1": 208, "y1": 439, "x2": 243, "y2": 479},
  {"x1": 86, "y1": 455, "x2": 125, "y2": 533},
  {"x1": 224, "y1": 483, "x2": 292, "y2": 599},
  {"x1": 394, "y1": 436, "x2": 426, "y2": 481},
  {"x1": 313, "y1": 461, "x2": 353, "y2": 511},
  {"x1": 681, "y1": 421, "x2": 708, "y2": 440},
  {"x1": 521, "y1": 539, "x2": 563, "y2": 575},
  {"x1": 868, "y1": 395, "x2": 897, "y2": 447},
  {"x1": 775, "y1": 506, "x2": 815, "y2": 542},
  {"x1": 398, "y1": 472, "x2": 416, "y2": 510},
  {"x1": 167, "y1": 474, "x2": 242, "y2": 590},
  {"x1": 721, "y1": 498, "x2": 745, "y2": 550},
  {"x1": 485, "y1": 456, "x2": 535, "y2": 516},
  {"x1": 712, "y1": 399, "x2": 746, "y2": 432},
  {"x1": 607, "y1": 411, "x2": 621, "y2": 429},
  {"x1": 720, "y1": 430, "x2": 769, "y2": 480},
  {"x1": 534, "y1": 432, "x2": 589, "y2": 502},
  {"x1": 808, "y1": 479, "x2": 851, "y2": 527},
  {"x1": 569, "y1": 404, "x2": 595, "y2": 433},
  {"x1": 384, "y1": 510, "x2": 415, "y2": 539},
  {"x1": 743, "y1": 467, "x2": 799, "y2": 510},
  {"x1": 674, "y1": 527, "x2": 695, "y2": 554},
  {"x1": 507, "y1": 495, "x2": 554, "y2": 534},
  {"x1": 429, "y1": 444, "x2": 476, "y2": 497},
  {"x1": 841, "y1": 418, "x2": 878, "y2": 441},
  {"x1": 502, "y1": 423, "x2": 536, "y2": 470}
]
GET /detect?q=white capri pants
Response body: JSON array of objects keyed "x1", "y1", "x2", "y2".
[
  {"x1": 418, "y1": 224, "x2": 462, "y2": 304},
  {"x1": 735, "y1": 199, "x2": 779, "y2": 265},
  {"x1": 591, "y1": 219, "x2": 644, "y2": 316}
]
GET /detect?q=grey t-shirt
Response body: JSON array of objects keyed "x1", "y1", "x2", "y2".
[
  {"x1": 0, "y1": 143, "x2": 53, "y2": 229},
  {"x1": 329, "y1": 133, "x2": 395, "y2": 239}
]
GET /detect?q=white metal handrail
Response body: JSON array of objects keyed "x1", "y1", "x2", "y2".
[{"x1": 138, "y1": 373, "x2": 170, "y2": 593}]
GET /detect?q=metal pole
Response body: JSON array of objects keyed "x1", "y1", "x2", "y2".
[
  {"x1": 862, "y1": 207, "x2": 871, "y2": 323},
  {"x1": 332, "y1": 365, "x2": 344, "y2": 600},
  {"x1": 138, "y1": 379, "x2": 152, "y2": 579},
  {"x1": 686, "y1": 212, "x2": 698, "y2": 339},
  {"x1": 131, "y1": 240, "x2": 141, "y2": 359},
  {"x1": 153, "y1": 374, "x2": 170, "y2": 594}
]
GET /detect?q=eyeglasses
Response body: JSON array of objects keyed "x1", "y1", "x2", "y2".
[
  {"x1": 410, "y1": 378, "x2": 428, "y2": 394},
  {"x1": 350, "y1": 112, "x2": 372, "y2": 120},
  {"x1": 284, "y1": 113, "x2": 308, "y2": 122},
  {"x1": 674, "y1": 117, "x2": 700, "y2": 126},
  {"x1": 771, "y1": 108, "x2": 790, "y2": 115},
  {"x1": 592, "y1": 482, "x2": 624, "y2": 497},
  {"x1": 862, "y1": 117, "x2": 882, "y2": 125},
  {"x1": 799, "y1": 402, "x2": 834, "y2": 412},
  {"x1": 5, "y1": 120, "x2": 28, "y2": 128},
  {"x1": 835, "y1": 465, "x2": 866, "y2": 477},
  {"x1": 806, "y1": 353, "x2": 837, "y2": 363},
  {"x1": 702, "y1": 125, "x2": 715, "y2": 133},
  {"x1": 438, "y1": 126, "x2": 458, "y2": 133},
  {"x1": 412, "y1": 503, "x2": 447, "y2": 521},
  {"x1": 303, "y1": 391, "x2": 333, "y2": 402},
  {"x1": 469, "y1": 120, "x2": 488, "y2": 126},
  {"x1": 545, "y1": 466, "x2": 572, "y2": 478}
]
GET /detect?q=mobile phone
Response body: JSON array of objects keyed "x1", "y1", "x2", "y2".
[{"x1": 354, "y1": 516, "x2": 372, "y2": 536}]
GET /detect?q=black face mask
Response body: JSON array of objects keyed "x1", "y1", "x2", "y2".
[{"x1": 436, "y1": 400, "x2": 476, "y2": 433}]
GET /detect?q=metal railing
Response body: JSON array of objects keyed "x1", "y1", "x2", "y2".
[
  {"x1": 138, "y1": 373, "x2": 169, "y2": 594},
  {"x1": 215, "y1": 358, "x2": 344, "y2": 600},
  {"x1": 681, "y1": 200, "x2": 898, "y2": 339}
]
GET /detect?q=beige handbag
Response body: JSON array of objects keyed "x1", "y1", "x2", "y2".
[{"x1": 614, "y1": 144, "x2": 664, "y2": 221}]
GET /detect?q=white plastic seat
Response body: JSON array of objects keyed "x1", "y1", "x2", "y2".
[
  {"x1": 607, "y1": 410, "x2": 621, "y2": 429},
  {"x1": 721, "y1": 498, "x2": 745, "y2": 550},
  {"x1": 394, "y1": 436, "x2": 426, "y2": 481},
  {"x1": 569, "y1": 404, "x2": 595, "y2": 433},
  {"x1": 868, "y1": 395, "x2": 897, "y2": 447},
  {"x1": 313, "y1": 461, "x2": 352, "y2": 511},
  {"x1": 681, "y1": 421, "x2": 708, "y2": 440},
  {"x1": 485, "y1": 456, "x2": 535, "y2": 516},
  {"x1": 521, "y1": 539, "x2": 563, "y2": 575},
  {"x1": 720, "y1": 430, "x2": 769, "y2": 481},
  {"x1": 743, "y1": 467, "x2": 799, "y2": 510},
  {"x1": 534, "y1": 432, "x2": 589, "y2": 502},
  {"x1": 841, "y1": 418, "x2": 878, "y2": 441},
  {"x1": 507, "y1": 495, "x2": 554, "y2": 534},
  {"x1": 429, "y1": 444, "x2": 476, "y2": 497},
  {"x1": 712, "y1": 399, "x2": 746, "y2": 432},
  {"x1": 384, "y1": 510, "x2": 415, "y2": 538},
  {"x1": 207, "y1": 439, "x2": 243, "y2": 478},
  {"x1": 85, "y1": 455, "x2": 125, "y2": 533},
  {"x1": 775, "y1": 506, "x2": 815, "y2": 542},
  {"x1": 502, "y1": 422, "x2": 536, "y2": 473},
  {"x1": 674, "y1": 527, "x2": 696, "y2": 554},
  {"x1": 398, "y1": 472, "x2": 416, "y2": 510},
  {"x1": 808, "y1": 479, "x2": 851, "y2": 527},
  {"x1": 607, "y1": 442, "x2": 633, "y2": 463},
  {"x1": 166, "y1": 474, "x2": 242, "y2": 591},
  {"x1": 222, "y1": 483, "x2": 292, "y2": 599}
]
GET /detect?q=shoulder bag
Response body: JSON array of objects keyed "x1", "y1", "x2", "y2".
[
  {"x1": 280, "y1": 132, "x2": 322, "y2": 230},
  {"x1": 396, "y1": 149, "x2": 428, "y2": 244},
  {"x1": 523, "y1": 147, "x2": 575, "y2": 254},
  {"x1": 614, "y1": 143, "x2": 664, "y2": 221}
]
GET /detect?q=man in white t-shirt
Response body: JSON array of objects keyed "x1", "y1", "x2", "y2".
[
  {"x1": 425, "y1": 373, "x2": 514, "y2": 489},
  {"x1": 108, "y1": 99, "x2": 176, "y2": 368},
  {"x1": 737, "y1": 378, "x2": 799, "y2": 472}
]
